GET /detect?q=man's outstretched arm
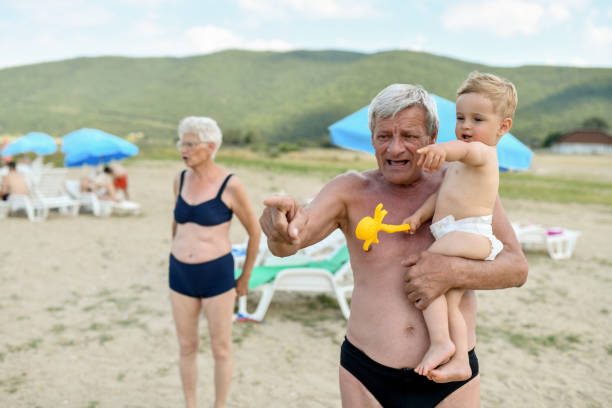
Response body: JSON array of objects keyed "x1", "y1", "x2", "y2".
[
  {"x1": 259, "y1": 174, "x2": 350, "y2": 257},
  {"x1": 403, "y1": 196, "x2": 528, "y2": 309}
]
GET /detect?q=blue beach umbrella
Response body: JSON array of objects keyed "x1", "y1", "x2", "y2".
[
  {"x1": 61, "y1": 128, "x2": 138, "y2": 167},
  {"x1": 329, "y1": 94, "x2": 533, "y2": 171},
  {"x1": 1, "y1": 132, "x2": 58, "y2": 157}
]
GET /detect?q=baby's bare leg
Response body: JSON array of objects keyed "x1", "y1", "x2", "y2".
[
  {"x1": 429, "y1": 288, "x2": 472, "y2": 383},
  {"x1": 416, "y1": 231, "x2": 489, "y2": 379},
  {"x1": 415, "y1": 295, "x2": 455, "y2": 376}
]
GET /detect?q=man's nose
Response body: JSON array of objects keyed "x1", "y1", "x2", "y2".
[{"x1": 387, "y1": 135, "x2": 404, "y2": 155}]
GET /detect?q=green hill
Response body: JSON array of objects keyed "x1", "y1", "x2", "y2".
[{"x1": 0, "y1": 50, "x2": 610, "y2": 148}]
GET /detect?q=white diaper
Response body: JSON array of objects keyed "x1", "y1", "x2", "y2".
[{"x1": 429, "y1": 214, "x2": 503, "y2": 261}]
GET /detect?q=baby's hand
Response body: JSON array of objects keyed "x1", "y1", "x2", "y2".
[
  {"x1": 402, "y1": 216, "x2": 420, "y2": 235},
  {"x1": 416, "y1": 144, "x2": 446, "y2": 172}
]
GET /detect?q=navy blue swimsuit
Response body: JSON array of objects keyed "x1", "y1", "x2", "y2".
[
  {"x1": 174, "y1": 171, "x2": 233, "y2": 226},
  {"x1": 170, "y1": 171, "x2": 235, "y2": 298}
]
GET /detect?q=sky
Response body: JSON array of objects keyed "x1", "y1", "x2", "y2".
[{"x1": 0, "y1": 0, "x2": 610, "y2": 70}]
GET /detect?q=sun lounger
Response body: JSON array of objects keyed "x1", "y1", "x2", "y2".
[
  {"x1": 65, "y1": 179, "x2": 140, "y2": 216},
  {"x1": 33, "y1": 168, "x2": 80, "y2": 216},
  {"x1": 235, "y1": 244, "x2": 353, "y2": 322},
  {"x1": 0, "y1": 201, "x2": 9, "y2": 219},
  {"x1": 512, "y1": 222, "x2": 581, "y2": 260},
  {"x1": 6, "y1": 194, "x2": 48, "y2": 221}
]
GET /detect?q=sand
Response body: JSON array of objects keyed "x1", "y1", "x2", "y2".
[{"x1": 0, "y1": 155, "x2": 610, "y2": 407}]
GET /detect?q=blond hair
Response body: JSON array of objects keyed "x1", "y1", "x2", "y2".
[{"x1": 457, "y1": 71, "x2": 518, "y2": 119}]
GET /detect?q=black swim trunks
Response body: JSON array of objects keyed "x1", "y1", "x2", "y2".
[{"x1": 340, "y1": 337, "x2": 479, "y2": 408}]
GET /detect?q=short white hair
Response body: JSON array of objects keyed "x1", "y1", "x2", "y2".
[
  {"x1": 368, "y1": 84, "x2": 439, "y2": 137},
  {"x1": 178, "y1": 116, "x2": 223, "y2": 157}
]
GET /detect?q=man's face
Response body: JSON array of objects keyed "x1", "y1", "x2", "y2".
[{"x1": 371, "y1": 105, "x2": 435, "y2": 185}]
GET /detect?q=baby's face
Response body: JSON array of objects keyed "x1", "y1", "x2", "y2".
[{"x1": 455, "y1": 93, "x2": 506, "y2": 146}]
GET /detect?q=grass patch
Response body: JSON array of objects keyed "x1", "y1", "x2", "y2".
[
  {"x1": 98, "y1": 334, "x2": 114, "y2": 345},
  {"x1": 87, "y1": 322, "x2": 109, "y2": 332},
  {"x1": 5, "y1": 338, "x2": 43, "y2": 354},
  {"x1": 95, "y1": 288, "x2": 113, "y2": 297},
  {"x1": 129, "y1": 284, "x2": 153, "y2": 293},
  {"x1": 233, "y1": 321, "x2": 257, "y2": 345},
  {"x1": 480, "y1": 327, "x2": 583, "y2": 356},
  {"x1": 0, "y1": 372, "x2": 27, "y2": 394},
  {"x1": 82, "y1": 301, "x2": 105, "y2": 312},
  {"x1": 107, "y1": 296, "x2": 139, "y2": 312},
  {"x1": 50, "y1": 324, "x2": 66, "y2": 334},
  {"x1": 500, "y1": 172, "x2": 612, "y2": 205},
  {"x1": 605, "y1": 344, "x2": 612, "y2": 355},
  {"x1": 46, "y1": 305, "x2": 64, "y2": 313},
  {"x1": 59, "y1": 339, "x2": 76, "y2": 347}
]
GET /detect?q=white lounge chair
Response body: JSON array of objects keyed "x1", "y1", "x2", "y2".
[
  {"x1": 64, "y1": 179, "x2": 141, "y2": 217},
  {"x1": 512, "y1": 222, "x2": 581, "y2": 260},
  {"x1": 64, "y1": 179, "x2": 113, "y2": 217},
  {"x1": 33, "y1": 168, "x2": 80, "y2": 217},
  {"x1": 0, "y1": 200, "x2": 10, "y2": 219},
  {"x1": 235, "y1": 243, "x2": 353, "y2": 322},
  {"x1": 6, "y1": 194, "x2": 48, "y2": 221}
]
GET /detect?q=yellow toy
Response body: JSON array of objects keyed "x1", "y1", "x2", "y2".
[{"x1": 355, "y1": 203, "x2": 411, "y2": 251}]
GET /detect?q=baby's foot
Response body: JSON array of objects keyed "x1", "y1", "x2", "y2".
[
  {"x1": 414, "y1": 340, "x2": 455, "y2": 376},
  {"x1": 428, "y1": 354, "x2": 472, "y2": 383}
]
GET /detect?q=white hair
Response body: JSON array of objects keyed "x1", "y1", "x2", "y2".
[
  {"x1": 368, "y1": 84, "x2": 439, "y2": 137},
  {"x1": 178, "y1": 116, "x2": 223, "y2": 157}
]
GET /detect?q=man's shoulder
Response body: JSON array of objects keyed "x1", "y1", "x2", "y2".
[{"x1": 330, "y1": 168, "x2": 379, "y2": 189}]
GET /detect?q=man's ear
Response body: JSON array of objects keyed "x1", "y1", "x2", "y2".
[
  {"x1": 430, "y1": 128, "x2": 438, "y2": 144},
  {"x1": 497, "y1": 117, "x2": 512, "y2": 137}
]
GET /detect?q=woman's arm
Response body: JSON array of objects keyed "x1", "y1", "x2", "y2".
[
  {"x1": 228, "y1": 176, "x2": 261, "y2": 296},
  {"x1": 171, "y1": 173, "x2": 179, "y2": 239}
]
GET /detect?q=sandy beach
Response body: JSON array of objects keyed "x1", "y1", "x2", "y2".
[{"x1": 1, "y1": 154, "x2": 611, "y2": 407}]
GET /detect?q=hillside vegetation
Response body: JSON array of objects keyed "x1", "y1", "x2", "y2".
[{"x1": 0, "y1": 50, "x2": 610, "y2": 148}]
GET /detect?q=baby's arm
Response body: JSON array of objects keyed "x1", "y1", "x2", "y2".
[
  {"x1": 402, "y1": 190, "x2": 437, "y2": 234},
  {"x1": 417, "y1": 140, "x2": 492, "y2": 171}
]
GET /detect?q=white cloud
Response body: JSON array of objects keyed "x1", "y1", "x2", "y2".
[
  {"x1": 133, "y1": 21, "x2": 165, "y2": 38},
  {"x1": 7, "y1": 0, "x2": 113, "y2": 27},
  {"x1": 186, "y1": 25, "x2": 293, "y2": 53},
  {"x1": 441, "y1": 0, "x2": 580, "y2": 37},
  {"x1": 187, "y1": 26, "x2": 242, "y2": 53},
  {"x1": 237, "y1": 0, "x2": 378, "y2": 19},
  {"x1": 569, "y1": 57, "x2": 588, "y2": 67},
  {"x1": 408, "y1": 34, "x2": 427, "y2": 52},
  {"x1": 587, "y1": 23, "x2": 612, "y2": 46}
]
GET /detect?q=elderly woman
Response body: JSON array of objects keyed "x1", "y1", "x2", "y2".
[{"x1": 170, "y1": 116, "x2": 260, "y2": 408}]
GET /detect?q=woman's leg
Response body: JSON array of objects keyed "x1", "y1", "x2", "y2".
[
  {"x1": 170, "y1": 289, "x2": 203, "y2": 408},
  {"x1": 202, "y1": 289, "x2": 236, "y2": 408}
]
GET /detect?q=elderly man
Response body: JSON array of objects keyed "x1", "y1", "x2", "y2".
[
  {"x1": 1, "y1": 161, "x2": 29, "y2": 200},
  {"x1": 260, "y1": 84, "x2": 528, "y2": 407}
]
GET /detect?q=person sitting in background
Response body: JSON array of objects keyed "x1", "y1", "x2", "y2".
[
  {"x1": 1, "y1": 161, "x2": 29, "y2": 200},
  {"x1": 104, "y1": 163, "x2": 130, "y2": 199},
  {"x1": 80, "y1": 173, "x2": 118, "y2": 202}
]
